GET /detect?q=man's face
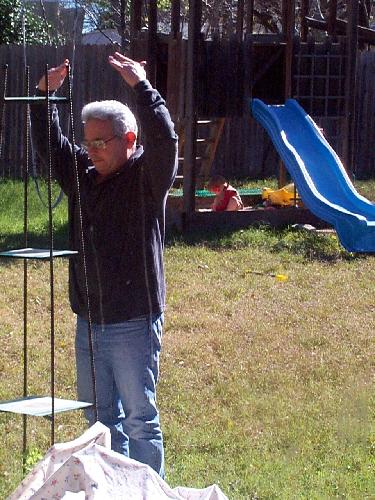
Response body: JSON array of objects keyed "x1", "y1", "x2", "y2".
[{"x1": 83, "y1": 118, "x2": 129, "y2": 178}]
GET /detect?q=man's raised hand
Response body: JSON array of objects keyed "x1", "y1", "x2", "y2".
[
  {"x1": 37, "y1": 59, "x2": 69, "y2": 92},
  {"x1": 108, "y1": 53, "x2": 147, "y2": 88}
]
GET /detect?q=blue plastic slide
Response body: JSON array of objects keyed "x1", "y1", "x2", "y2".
[{"x1": 251, "y1": 98, "x2": 375, "y2": 253}]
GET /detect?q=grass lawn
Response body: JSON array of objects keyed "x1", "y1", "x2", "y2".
[{"x1": 0, "y1": 179, "x2": 374, "y2": 498}]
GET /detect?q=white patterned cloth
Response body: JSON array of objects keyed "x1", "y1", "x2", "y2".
[{"x1": 10, "y1": 422, "x2": 228, "y2": 500}]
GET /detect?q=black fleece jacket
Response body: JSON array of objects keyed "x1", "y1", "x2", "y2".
[{"x1": 31, "y1": 80, "x2": 178, "y2": 323}]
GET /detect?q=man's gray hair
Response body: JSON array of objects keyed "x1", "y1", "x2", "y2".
[{"x1": 81, "y1": 100, "x2": 138, "y2": 137}]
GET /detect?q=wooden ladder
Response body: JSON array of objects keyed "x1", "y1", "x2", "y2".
[{"x1": 174, "y1": 118, "x2": 225, "y2": 189}]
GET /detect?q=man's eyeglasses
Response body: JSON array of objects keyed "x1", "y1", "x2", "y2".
[{"x1": 81, "y1": 135, "x2": 118, "y2": 150}]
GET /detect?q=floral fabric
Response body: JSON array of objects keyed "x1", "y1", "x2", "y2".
[{"x1": 10, "y1": 422, "x2": 228, "y2": 500}]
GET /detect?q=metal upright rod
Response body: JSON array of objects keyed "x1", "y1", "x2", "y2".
[
  {"x1": 45, "y1": 64, "x2": 56, "y2": 445},
  {"x1": 22, "y1": 65, "x2": 30, "y2": 470},
  {"x1": 0, "y1": 65, "x2": 8, "y2": 174},
  {"x1": 67, "y1": 64, "x2": 98, "y2": 422}
]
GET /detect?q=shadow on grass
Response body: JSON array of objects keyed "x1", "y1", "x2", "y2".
[
  {"x1": 0, "y1": 222, "x2": 367, "y2": 265},
  {"x1": 0, "y1": 223, "x2": 69, "y2": 253},
  {"x1": 165, "y1": 224, "x2": 365, "y2": 262}
]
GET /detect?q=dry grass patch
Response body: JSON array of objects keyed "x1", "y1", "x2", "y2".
[
  {"x1": 162, "y1": 245, "x2": 375, "y2": 497},
  {"x1": 1, "y1": 179, "x2": 375, "y2": 498}
]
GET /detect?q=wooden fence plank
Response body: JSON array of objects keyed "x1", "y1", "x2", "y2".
[{"x1": 0, "y1": 41, "x2": 373, "y2": 180}]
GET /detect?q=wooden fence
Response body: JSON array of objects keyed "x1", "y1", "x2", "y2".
[
  {"x1": 355, "y1": 50, "x2": 375, "y2": 179},
  {"x1": 0, "y1": 44, "x2": 133, "y2": 179},
  {"x1": 167, "y1": 36, "x2": 374, "y2": 179},
  {"x1": 0, "y1": 40, "x2": 374, "y2": 180},
  {"x1": 208, "y1": 39, "x2": 375, "y2": 180}
]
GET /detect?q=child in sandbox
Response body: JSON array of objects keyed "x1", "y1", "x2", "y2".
[{"x1": 207, "y1": 175, "x2": 244, "y2": 212}]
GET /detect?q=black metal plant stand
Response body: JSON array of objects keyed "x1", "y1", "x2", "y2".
[{"x1": 0, "y1": 64, "x2": 91, "y2": 469}]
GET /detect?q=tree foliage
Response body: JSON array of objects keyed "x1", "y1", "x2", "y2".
[
  {"x1": 200, "y1": 0, "x2": 374, "y2": 37},
  {"x1": 0, "y1": 0, "x2": 64, "y2": 45},
  {"x1": 75, "y1": 0, "x2": 375, "y2": 41},
  {"x1": 78, "y1": 0, "x2": 120, "y2": 32}
]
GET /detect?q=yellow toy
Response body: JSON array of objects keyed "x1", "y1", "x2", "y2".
[{"x1": 262, "y1": 183, "x2": 302, "y2": 207}]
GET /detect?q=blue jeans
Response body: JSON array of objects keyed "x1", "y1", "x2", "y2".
[{"x1": 75, "y1": 313, "x2": 164, "y2": 477}]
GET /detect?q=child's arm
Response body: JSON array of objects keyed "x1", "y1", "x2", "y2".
[{"x1": 226, "y1": 194, "x2": 243, "y2": 211}]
